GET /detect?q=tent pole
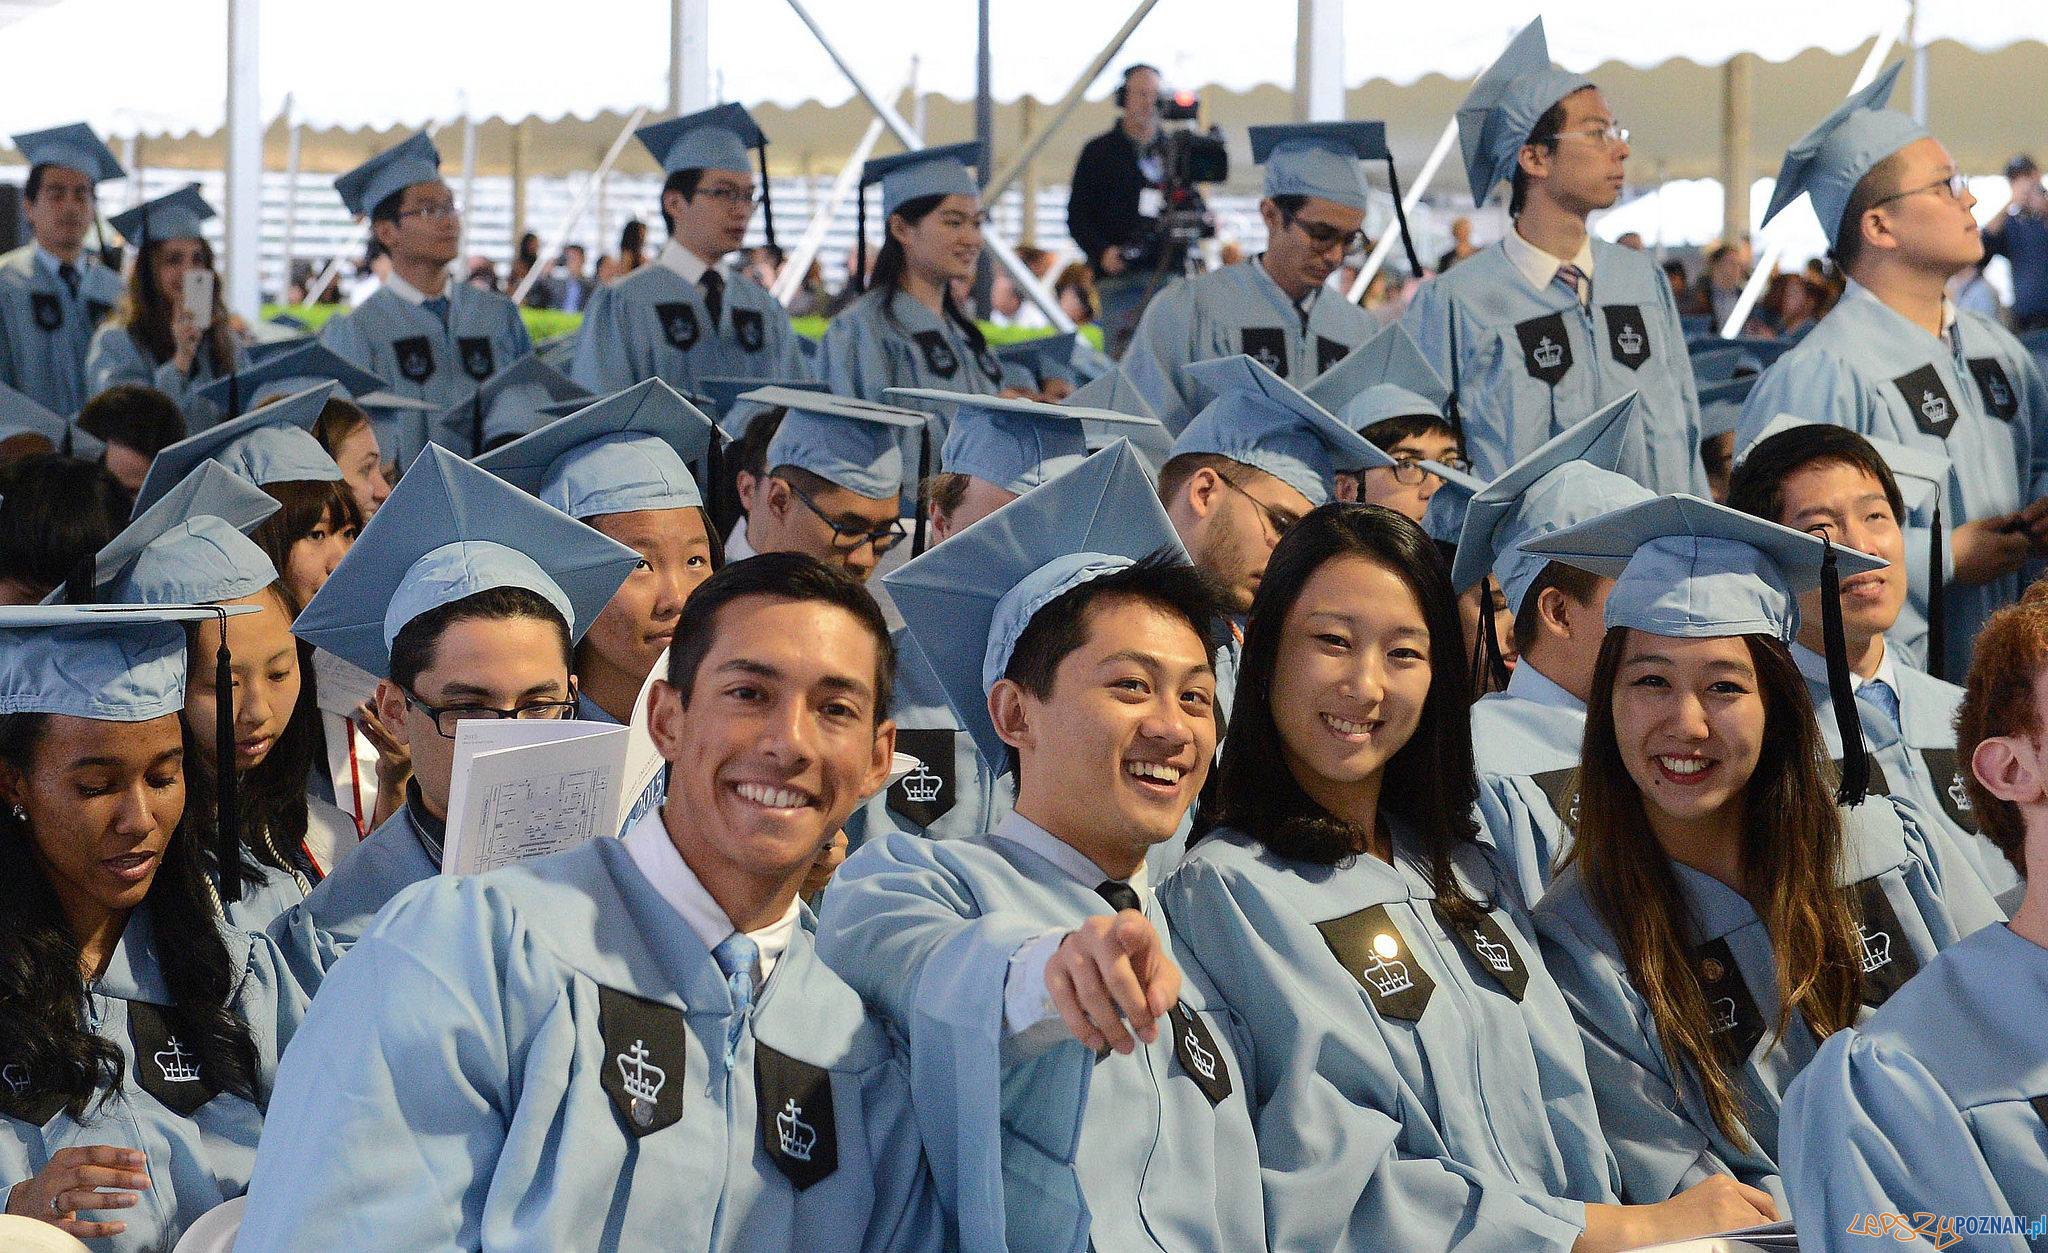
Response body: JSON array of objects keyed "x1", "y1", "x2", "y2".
[
  {"x1": 980, "y1": 0, "x2": 1161, "y2": 204},
  {"x1": 1348, "y1": 118, "x2": 1456, "y2": 302},
  {"x1": 511, "y1": 107, "x2": 650, "y2": 307},
  {"x1": 224, "y1": 0, "x2": 262, "y2": 315}
]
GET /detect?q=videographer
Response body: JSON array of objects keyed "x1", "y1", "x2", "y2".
[{"x1": 1068, "y1": 64, "x2": 1197, "y2": 355}]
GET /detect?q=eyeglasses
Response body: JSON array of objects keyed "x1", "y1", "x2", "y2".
[
  {"x1": 1552, "y1": 123, "x2": 1630, "y2": 148},
  {"x1": 402, "y1": 687, "x2": 577, "y2": 739},
  {"x1": 695, "y1": 185, "x2": 764, "y2": 208},
  {"x1": 1219, "y1": 473, "x2": 1298, "y2": 541},
  {"x1": 1385, "y1": 454, "x2": 1470, "y2": 486},
  {"x1": 782, "y1": 479, "x2": 909, "y2": 553},
  {"x1": 1871, "y1": 171, "x2": 1969, "y2": 209},
  {"x1": 398, "y1": 201, "x2": 462, "y2": 222},
  {"x1": 1287, "y1": 215, "x2": 1369, "y2": 256}
]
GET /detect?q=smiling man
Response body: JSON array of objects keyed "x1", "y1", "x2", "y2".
[
  {"x1": 242, "y1": 552, "x2": 942, "y2": 1250},
  {"x1": 818, "y1": 444, "x2": 1266, "y2": 1252}
]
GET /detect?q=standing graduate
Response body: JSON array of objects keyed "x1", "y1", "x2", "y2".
[
  {"x1": 1125, "y1": 122, "x2": 1387, "y2": 432},
  {"x1": 0, "y1": 605, "x2": 307, "y2": 1253},
  {"x1": 1160, "y1": 503, "x2": 1774, "y2": 1251},
  {"x1": 86, "y1": 185, "x2": 247, "y2": 429},
  {"x1": 1402, "y1": 19, "x2": 1706, "y2": 494},
  {"x1": 572, "y1": 104, "x2": 808, "y2": 397},
  {"x1": 1731, "y1": 419, "x2": 2024, "y2": 908},
  {"x1": 1734, "y1": 64, "x2": 2047, "y2": 680},
  {"x1": 266, "y1": 445, "x2": 638, "y2": 989},
  {"x1": 242, "y1": 554, "x2": 942, "y2": 1250},
  {"x1": 0, "y1": 124, "x2": 125, "y2": 415},
  {"x1": 320, "y1": 134, "x2": 534, "y2": 427},
  {"x1": 737, "y1": 387, "x2": 925, "y2": 583},
  {"x1": 1781, "y1": 596, "x2": 2048, "y2": 1248},
  {"x1": 1524, "y1": 495, "x2": 2005, "y2": 1209},
  {"x1": 818, "y1": 444, "x2": 1266, "y2": 1252}
]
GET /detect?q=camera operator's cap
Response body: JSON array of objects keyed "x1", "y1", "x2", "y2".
[
  {"x1": 1695, "y1": 372, "x2": 1758, "y2": 440},
  {"x1": 475, "y1": 378, "x2": 716, "y2": 518},
  {"x1": 862, "y1": 141, "x2": 984, "y2": 221},
  {"x1": 1306, "y1": 322, "x2": 1451, "y2": 432},
  {"x1": 0, "y1": 604, "x2": 257, "y2": 722},
  {"x1": 1762, "y1": 61, "x2": 1928, "y2": 249},
  {"x1": 695, "y1": 376, "x2": 827, "y2": 439},
  {"x1": 334, "y1": 131, "x2": 443, "y2": 218},
  {"x1": 109, "y1": 184, "x2": 214, "y2": 244},
  {"x1": 0, "y1": 380, "x2": 103, "y2": 459},
  {"x1": 1740, "y1": 413, "x2": 1950, "y2": 513},
  {"x1": 1450, "y1": 391, "x2": 1649, "y2": 612},
  {"x1": 890, "y1": 386, "x2": 1158, "y2": 495},
  {"x1": 192, "y1": 340, "x2": 433, "y2": 416},
  {"x1": 65, "y1": 461, "x2": 278, "y2": 607},
  {"x1": 753, "y1": 386, "x2": 927, "y2": 500},
  {"x1": 133, "y1": 383, "x2": 342, "y2": 515},
  {"x1": 1249, "y1": 121, "x2": 1387, "y2": 212},
  {"x1": 884, "y1": 441, "x2": 1187, "y2": 774},
  {"x1": 432, "y1": 350, "x2": 590, "y2": 451},
  {"x1": 1175, "y1": 354, "x2": 1394, "y2": 506},
  {"x1": 636, "y1": 102, "x2": 765, "y2": 176},
  {"x1": 294, "y1": 444, "x2": 639, "y2": 680},
  {"x1": 11, "y1": 122, "x2": 124, "y2": 184},
  {"x1": 1457, "y1": 17, "x2": 1594, "y2": 205},
  {"x1": 1416, "y1": 459, "x2": 1487, "y2": 547}
]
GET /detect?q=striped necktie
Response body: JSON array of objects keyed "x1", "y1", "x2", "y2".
[{"x1": 1553, "y1": 263, "x2": 1588, "y2": 308}]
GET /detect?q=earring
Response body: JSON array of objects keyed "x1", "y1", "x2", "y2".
[{"x1": 9, "y1": 805, "x2": 24, "y2": 821}]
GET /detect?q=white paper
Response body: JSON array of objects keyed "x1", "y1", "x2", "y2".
[
  {"x1": 310, "y1": 648, "x2": 381, "y2": 719},
  {"x1": 1137, "y1": 187, "x2": 1164, "y2": 218},
  {"x1": 441, "y1": 719, "x2": 630, "y2": 876},
  {"x1": 1625, "y1": 1221, "x2": 1798, "y2": 1252},
  {"x1": 621, "y1": 648, "x2": 669, "y2": 816},
  {"x1": 318, "y1": 710, "x2": 378, "y2": 844}
]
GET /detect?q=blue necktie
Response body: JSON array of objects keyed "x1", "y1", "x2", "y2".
[
  {"x1": 422, "y1": 295, "x2": 451, "y2": 326},
  {"x1": 711, "y1": 932, "x2": 758, "y2": 1065},
  {"x1": 1859, "y1": 677, "x2": 1901, "y2": 733}
]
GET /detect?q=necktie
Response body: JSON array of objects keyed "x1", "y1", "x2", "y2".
[
  {"x1": 711, "y1": 932, "x2": 758, "y2": 1065},
  {"x1": 57, "y1": 262, "x2": 79, "y2": 299},
  {"x1": 701, "y1": 269, "x2": 724, "y2": 330},
  {"x1": 1858, "y1": 677, "x2": 1902, "y2": 733},
  {"x1": 1553, "y1": 263, "x2": 1588, "y2": 308},
  {"x1": 1095, "y1": 880, "x2": 1142, "y2": 915},
  {"x1": 422, "y1": 296, "x2": 451, "y2": 327}
]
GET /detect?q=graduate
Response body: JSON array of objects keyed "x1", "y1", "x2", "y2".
[
  {"x1": 736, "y1": 387, "x2": 926, "y2": 583},
  {"x1": 1524, "y1": 495, "x2": 2005, "y2": 1208},
  {"x1": 0, "y1": 604, "x2": 308, "y2": 1252},
  {"x1": 1734, "y1": 63, "x2": 2047, "y2": 680},
  {"x1": 1062, "y1": 363, "x2": 1176, "y2": 474},
  {"x1": 572, "y1": 104, "x2": 809, "y2": 397},
  {"x1": 818, "y1": 443, "x2": 1265, "y2": 1252},
  {"x1": 1125, "y1": 122, "x2": 1387, "y2": 432},
  {"x1": 1159, "y1": 502, "x2": 1774, "y2": 1251},
  {"x1": 1449, "y1": 395, "x2": 1655, "y2": 904},
  {"x1": 0, "y1": 124, "x2": 125, "y2": 415},
  {"x1": 1305, "y1": 322, "x2": 1466, "y2": 521},
  {"x1": 86, "y1": 185, "x2": 247, "y2": 428},
  {"x1": 188, "y1": 338, "x2": 433, "y2": 455},
  {"x1": 241, "y1": 553, "x2": 942, "y2": 1250},
  {"x1": 0, "y1": 452, "x2": 124, "y2": 606},
  {"x1": 1781, "y1": 596, "x2": 2048, "y2": 1248},
  {"x1": 1402, "y1": 19, "x2": 1706, "y2": 495},
  {"x1": 266, "y1": 445, "x2": 638, "y2": 988},
  {"x1": 436, "y1": 349, "x2": 590, "y2": 456},
  {"x1": 1730, "y1": 418, "x2": 2024, "y2": 908},
  {"x1": 319, "y1": 133, "x2": 534, "y2": 427}
]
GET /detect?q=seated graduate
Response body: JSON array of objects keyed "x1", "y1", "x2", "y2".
[
  {"x1": 1524, "y1": 495, "x2": 2006, "y2": 1210},
  {"x1": 735, "y1": 387, "x2": 926, "y2": 584},
  {"x1": 77, "y1": 385, "x2": 188, "y2": 500},
  {"x1": 1449, "y1": 395, "x2": 1654, "y2": 904},
  {"x1": 1731, "y1": 418, "x2": 2024, "y2": 909},
  {"x1": 1159, "y1": 503, "x2": 1773, "y2": 1251},
  {"x1": 1781, "y1": 594, "x2": 2048, "y2": 1245},
  {"x1": 817, "y1": 444, "x2": 1267, "y2": 1252},
  {"x1": 0, "y1": 605, "x2": 308, "y2": 1252},
  {"x1": 0, "y1": 453, "x2": 127, "y2": 605},
  {"x1": 241, "y1": 553, "x2": 941, "y2": 1251},
  {"x1": 1303, "y1": 323, "x2": 1464, "y2": 524},
  {"x1": 268, "y1": 445, "x2": 638, "y2": 988}
]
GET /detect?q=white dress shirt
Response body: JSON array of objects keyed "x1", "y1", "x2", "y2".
[
  {"x1": 622, "y1": 808, "x2": 800, "y2": 987},
  {"x1": 992, "y1": 810, "x2": 1151, "y2": 1044},
  {"x1": 1503, "y1": 226, "x2": 1596, "y2": 302}
]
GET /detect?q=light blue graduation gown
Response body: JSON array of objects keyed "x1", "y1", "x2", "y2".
[
  {"x1": 0, "y1": 245, "x2": 121, "y2": 416},
  {"x1": 265, "y1": 794, "x2": 437, "y2": 994},
  {"x1": 1403, "y1": 239, "x2": 1707, "y2": 494},
  {"x1": 845, "y1": 627, "x2": 1011, "y2": 849},
  {"x1": 819, "y1": 287, "x2": 1001, "y2": 479},
  {"x1": 1736, "y1": 286, "x2": 2048, "y2": 679},
  {"x1": 1791, "y1": 643, "x2": 2026, "y2": 911},
  {"x1": 321, "y1": 282, "x2": 532, "y2": 457},
  {"x1": 84, "y1": 322, "x2": 247, "y2": 431},
  {"x1": 240, "y1": 834, "x2": 942, "y2": 1251},
  {"x1": 1472, "y1": 662, "x2": 1588, "y2": 908},
  {"x1": 0, "y1": 905, "x2": 308, "y2": 1253},
  {"x1": 815, "y1": 823, "x2": 1264, "y2": 1253},
  {"x1": 572, "y1": 689, "x2": 668, "y2": 833},
  {"x1": 1533, "y1": 797, "x2": 2006, "y2": 1210},
  {"x1": 219, "y1": 855, "x2": 308, "y2": 936},
  {"x1": 1123, "y1": 259, "x2": 1377, "y2": 433},
  {"x1": 570, "y1": 261, "x2": 808, "y2": 397},
  {"x1": 1781, "y1": 922, "x2": 2048, "y2": 1251}
]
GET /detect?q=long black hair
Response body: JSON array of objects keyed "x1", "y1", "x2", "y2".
[
  {"x1": 1200, "y1": 503, "x2": 1487, "y2": 920},
  {"x1": 866, "y1": 193, "x2": 989, "y2": 360},
  {"x1": 0, "y1": 713, "x2": 262, "y2": 1120},
  {"x1": 113, "y1": 237, "x2": 236, "y2": 377}
]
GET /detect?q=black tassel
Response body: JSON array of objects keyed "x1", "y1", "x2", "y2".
[
  {"x1": 228, "y1": 368, "x2": 241, "y2": 423},
  {"x1": 60, "y1": 552, "x2": 95, "y2": 604},
  {"x1": 1924, "y1": 500, "x2": 1945, "y2": 683},
  {"x1": 212, "y1": 606, "x2": 243, "y2": 904},
  {"x1": 470, "y1": 394, "x2": 484, "y2": 458},
  {"x1": 1817, "y1": 536, "x2": 1870, "y2": 807},
  {"x1": 1380, "y1": 156, "x2": 1425, "y2": 285},
  {"x1": 854, "y1": 186, "x2": 869, "y2": 293},
  {"x1": 757, "y1": 144, "x2": 777, "y2": 252},
  {"x1": 911, "y1": 421, "x2": 932, "y2": 557},
  {"x1": 1443, "y1": 307, "x2": 1465, "y2": 450}
]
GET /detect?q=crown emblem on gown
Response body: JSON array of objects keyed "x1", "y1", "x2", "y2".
[
  {"x1": 776, "y1": 1097, "x2": 817, "y2": 1162},
  {"x1": 155, "y1": 1036, "x2": 201, "y2": 1083}
]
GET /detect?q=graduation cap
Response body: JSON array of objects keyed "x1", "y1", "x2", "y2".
[
  {"x1": 63, "y1": 461, "x2": 278, "y2": 606},
  {"x1": 883, "y1": 441, "x2": 1186, "y2": 774},
  {"x1": 1416, "y1": 458, "x2": 1487, "y2": 548},
  {"x1": 1174, "y1": 355, "x2": 1395, "y2": 507},
  {"x1": 1306, "y1": 322, "x2": 1454, "y2": 437},
  {"x1": 1252, "y1": 121, "x2": 1425, "y2": 275},
  {"x1": 994, "y1": 333, "x2": 1106, "y2": 390},
  {"x1": 1065, "y1": 365, "x2": 1175, "y2": 472},
  {"x1": 0, "y1": 603, "x2": 257, "y2": 723},
  {"x1": 293, "y1": 444, "x2": 640, "y2": 680},
  {"x1": 1523, "y1": 493, "x2": 1889, "y2": 803},
  {"x1": 475, "y1": 378, "x2": 719, "y2": 519},
  {"x1": 109, "y1": 184, "x2": 214, "y2": 245},
  {"x1": 1763, "y1": 62, "x2": 1928, "y2": 249},
  {"x1": 132, "y1": 382, "x2": 341, "y2": 516},
  {"x1": 334, "y1": 131, "x2": 443, "y2": 219},
  {"x1": 1696, "y1": 372, "x2": 1758, "y2": 441},
  {"x1": 754, "y1": 386, "x2": 927, "y2": 501},
  {"x1": 855, "y1": 142, "x2": 984, "y2": 290},
  {"x1": 695, "y1": 375, "x2": 827, "y2": 439},
  {"x1": 888, "y1": 386, "x2": 1159, "y2": 496},
  {"x1": 1457, "y1": 18, "x2": 1594, "y2": 206},
  {"x1": 638, "y1": 102, "x2": 778, "y2": 248},
  {"x1": 0, "y1": 378, "x2": 102, "y2": 459},
  {"x1": 433, "y1": 351, "x2": 589, "y2": 457},
  {"x1": 11, "y1": 122, "x2": 124, "y2": 184},
  {"x1": 192, "y1": 339, "x2": 433, "y2": 437}
]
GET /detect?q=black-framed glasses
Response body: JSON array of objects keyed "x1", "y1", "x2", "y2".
[
  {"x1": 401, "y1": 687, "x2": 577, "y2": 739},
  {"x1": 695, "y1": 185, "x2": 764, "y2": 208},
  {"x1": 1871, "y1": 171, "x2": 1969, "y2": 209},
  {"x1": 782, "y1": 479, "x2": 909, "y2": 553},
  {"x1": 1386, "y1": 454, "x2": 1471, "y2": 485},
  {"x1": 1219, "y1": 473, "x2": 1299, "y2": 541},
  {"x1": 1286, "y1": 215, "x2": 1368, "y2": 256}
]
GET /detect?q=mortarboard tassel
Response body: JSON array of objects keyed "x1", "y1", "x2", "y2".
[
  {"x1": 1924, "y1": 499, "x2": 1945, "y2": 683},
  {"x1": 911, "y1": 421, "x2": 932, "y2": 556},
  {"x1": 1816, "y1": 534, "x2": 1870, "y2": 807},
  {"x1": 756, "y1": 143, "x2": 778, "y2": 252},
  {"x1": 1443, "y1": 308, "x2": 1466, "y2": 451},
  {"x1": 211, "y1": 605, "x2": 244, "y2": 905},
  {"x1": 854, "y1": 185, "x2": 870, "y2": 293},
  {"x1": 1379, "y1": 155, "x2": 1426, "y2": 287},
  {"x1": 1476, "y1": 578, "x2": 1510, "y2": 695}
]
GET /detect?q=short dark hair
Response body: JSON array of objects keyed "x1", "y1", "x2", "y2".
[
  {"x1": 665, "y1": 551, "x2": 895, "y2": 719},
  {"x1": 926, "y1": 471, "x2": 970, "y2": 521},
  {"x1": 1726, "y1": 423, "x2": 1906, "y2": 534},
  {"x1": 1831, "y1": 148, "x2": 1911, "y2": 272},
  {"x1": 252, "y1": 479, "x2": 366, "y2": 616},
  {"x1": 1511, "y1": 560, "x2": 1604, "y2": 654},
  {"x1": 1508, "y1": 97, "x2": 1572, "y2": 218},
  {"x1": 659, "y1": 169, "x2": 707, "y2": 237},
  {"x1": 1269, "y1": 193, "x2": 1309, "y2": 220},
  {"x1": 370, "y1": 188, "x2": 407, "y2": 228},
  {"x1": 1156, "y1": 451, "x2": 1238, "y2": 509},
  {"x1": 388, "y1": 585, "x2": 573, "y2": 693},
  {"x1": 769, "y1": 463, "x2": 845, "y2": 500},
  {"x1": 77, "y1": 385, "x2": 186, "y2": 458},
  {"x1": 0, "y1": 454, "x2": 128, "y2": 593},
  {"x1": 23, "y1": 164, "x2": 62, "y2": 203},
  {"x1": 1360, "y1": 413, "x2": 1455, "y2": 452},
  {"x1": 2005, "y1": 154, "x2": 2038, "y2": 181}
]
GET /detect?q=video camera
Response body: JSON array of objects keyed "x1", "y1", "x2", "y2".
[{"x1": 1149, "y1": 90, "x2": 1226, "y2": 270}]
